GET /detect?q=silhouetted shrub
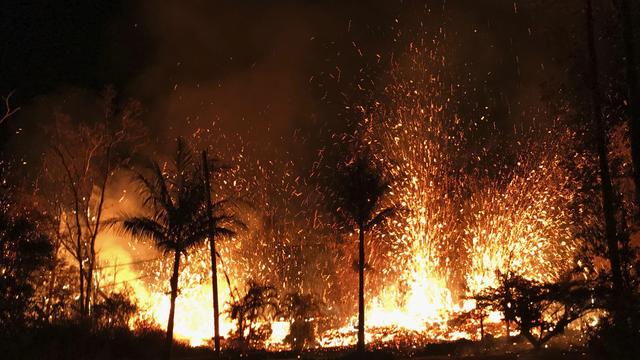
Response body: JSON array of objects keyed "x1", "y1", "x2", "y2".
[
  {"x1": 227, "y1": 280, "x2": 278, "y2": 350},
  {"x1": 282, "y1": 292, "x2": 321, "y2": 351},
  {"x1": 92, "y1": 291, "x2": 138, "y2": 331}
]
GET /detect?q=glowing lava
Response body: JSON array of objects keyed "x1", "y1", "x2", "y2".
[{"x1": 99, "y1": 42, "x2": 585, "y2": 350}]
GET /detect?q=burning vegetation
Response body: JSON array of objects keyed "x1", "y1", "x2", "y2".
[{"x1": 1, "y1": 1, "x2": 640, "y2": 360}]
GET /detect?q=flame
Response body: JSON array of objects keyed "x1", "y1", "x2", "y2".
[
  {"x1": 92, "y1": 43, "x2": 586, "y2": 349},
  {"x1": 314, "y1": 45, "x2": 582, "y2": 347},
  {"x1": 95, "y1": 234, "x2": 290, "y2": 348},
  {"x1": 136, "y1": 282, "x2": 235, "y2": 346},
  {"x1": 269, "y1": 321, "x2": 291, "y2": 346}
]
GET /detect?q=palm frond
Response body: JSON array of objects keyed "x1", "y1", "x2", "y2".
[
  {"x1": 211, "y1": 198, "x2": 233, "y2": 210},
  {"x1": 121, "y1": 216, "x2": 167, "y2": 246},
  {"x1": 101, "y1": 217, "x2": 124, "y2": 230},
  {"x1": 132, "y1": 162, "x2": 174, "y2": 215},
  {"x1": 365, "y1": 207, "x2": 395, "y2": 231},
  {"x1": 206, "y1": 157, "x2": 233, "y2": 173},
  {"x1": 174, "y1": 137, "x2": 194, "y2": 175},
  {"x1": 213, "y1": 227, "x2": 236, "y2": 238},
  {"x1": 212, "y1": 214, "x2": 246, "y2": 230},
  {"x1": 149, "y1": 161, "x2": 173, "y2": 209},
  {"x1": 333, "y1": 152, "x2": 393, "y2": 227}
]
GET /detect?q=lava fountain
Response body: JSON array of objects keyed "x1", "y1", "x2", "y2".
[
  {"x1": 100, "y1": 42, "x2": 584, "y2": 349},
  {"x1": 319, "y1": 43, "x2": 583, "y2": 346}
]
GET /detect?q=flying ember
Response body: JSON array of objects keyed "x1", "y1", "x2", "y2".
[
  {"x1": 2, "y1": 2, "x2": 638, "y2": 359},
  {"x1": 96, "y1": 43, "x2": 587, "y2": 349}
]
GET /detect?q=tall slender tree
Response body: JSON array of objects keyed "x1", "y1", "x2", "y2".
[
  {"x1": 117, "y1": 138, "x2": 209, "y2": 360},
  {"x1": 46, "y1": 91, "x2": 142, "y2": 318},
  {"x1": 618, "y1": 0, "x2": 640, "y2": 208},
  {"x1": 202, "y1": 150, "x2": 244, "y2": 358},
  {"x1": 584, "y1": 0, "x2": 624, "y2": 299},
  {"x1": 332, "y1": 152, "x2": 395, "y2": 353}
]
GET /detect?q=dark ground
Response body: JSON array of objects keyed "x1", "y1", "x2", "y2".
[{"x1": 0, "y1": 323, "x2": 600, "y2": 360}]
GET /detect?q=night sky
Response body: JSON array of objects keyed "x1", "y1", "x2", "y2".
[{"x1": 0, "y1": 0, "x2": 625, "y2": 166}]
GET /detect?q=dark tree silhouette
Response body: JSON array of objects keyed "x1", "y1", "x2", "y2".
[
  {"x1": 282, "y1": 292, "x2": 321, "y2": 352},
  {"x1": 227, "y1": 281, "x2": 279, "y2": 350},
  {"x1": 474, "y1": 272, "x2": 595, "y2": 349},
  {"x1": 618, "y1": 0, "x2": 640, "y2": 209},
  {"x1": 92, "y1": 291, "x2": 138, "y2": 331},
  {"x1": 116, "y1": 138, "x2": 210, "y2": 360},
  {"x1": 331, "y1": 152, "x2": 395, "y2": 353},
  {"x1": 201, "y1": 150, "x2": 244, "y2": 358},
  {"x1": 589, "y1": 249, "x2": 640, "y2": 359},
  {"x1": 45, "y1": 91, "x2": 143, "y2": 318},
  {"x1": 0, "y1": 213, "x2": 53, "y2": 330},
  {"x1": 584, "y1": 0, "x2": 624, "y2": 307},
  {"x1": 0, "y1": 91, "x2": 19, "y2": 127}
]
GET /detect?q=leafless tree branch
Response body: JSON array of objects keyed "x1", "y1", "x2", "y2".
[{"x1": 0, "y1": 91, "x2": 20, "y2": 125}]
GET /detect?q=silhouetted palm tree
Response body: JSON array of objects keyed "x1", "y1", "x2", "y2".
[
  {"x1": 332, "y1": 152, "x2": 395, "y2": 353},
  {"x1": 117, "y1": 138, "x2": 209, "y2": 360}
]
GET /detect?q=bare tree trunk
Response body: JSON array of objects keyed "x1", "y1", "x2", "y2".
[
  {"x1": 45, "y1": 259, "x2": 58, "y2": 322},
  {"x1": 619, "y1": 0, "x2": 640, "y2": 208},
  {"x1": 84, "y1": 146, "x2": 111, "y2": 317},
  {"x1": 74, "y1": 202, "x2": 86, "y2": 318},
  {"x1": 521, "y1": 330, "x2": 542, "y2": 350},
  {"x1": 357, "y1": 223, "x2": 365, "y2": 353},
  {"x1": 77, "y1": 243, "x2": 85, "y2": 318},
  {"x1": 248, "y1": 312, "x2": 255, "y2": 345},
  {"x1": 53, "y1": 146, "x2": 87, "y2": 318},
  {"x1": 585, "y1": 0, "x2": 624, "y2": 297},
  {"x1": 238, "y1": 312, "x2": 245, "y2": 341},
  {"x1": 84, "y1": 245, "x2": 93, "y2": 317},
  {"x1": 166, "y1": 250, "x2": 181, "y2": 360},
  {"x1": 84, "y1": 227, "x2": 96, "y2": 316},
  {"x1": 202, "y1": 150, "x2": 221, "y2": 359}
]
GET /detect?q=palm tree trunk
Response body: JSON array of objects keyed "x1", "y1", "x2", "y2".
[
  {"x1": 202, "y1": 150, "x2": 221, "y2": 359},
  {"x1": 210, "y1": 239, "x2": 221, "y2": 357},
  {"x1": 619, "y1": 0, "x2": 640, "y2": 208},
  {"x1": 166, "y1": 250, "x2": 181, "y2": 360},
  {"x1": 357, "y1": 223, "x2": 365, "y2": 353},
  {"x1": 585, "y1": 0, "x2": 624, "y2": 297}
]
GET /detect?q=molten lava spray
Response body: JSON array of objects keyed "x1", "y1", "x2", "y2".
[{"x1": 98, "y1": 40, "x2": 584, "y2": 349}]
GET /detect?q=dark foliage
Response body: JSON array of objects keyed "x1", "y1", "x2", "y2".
[
  {"x1": 589, "y1": 249, "x2": 640, "y2": 360},
  {"x1": 0, "y1": 212, "x2": 53, "y2": 330},
  {"x1": 473, "y1": 272, "x2": 595, "y2": 349},
  {"x1": 282, "y1": 292, "x2": 321, "y2": 351},
  {"x1": 330, "y1": 150, "x2": 395, "y2": 353},
  {"x1": 92, "y1": 291, "x2": 138, "y2": 331},
  {"x1": 114, "y1": 137, "x2": 211, "y2": 359},
  {"x1": 331, "y1": 153, "x2": 393, "y2": 231},
  {"x1": 0, "y1": 321, "x2": 211, "y2": 360},
  {"x1": 227, "y1": 280, "x2": 279, "y2": 350}
]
